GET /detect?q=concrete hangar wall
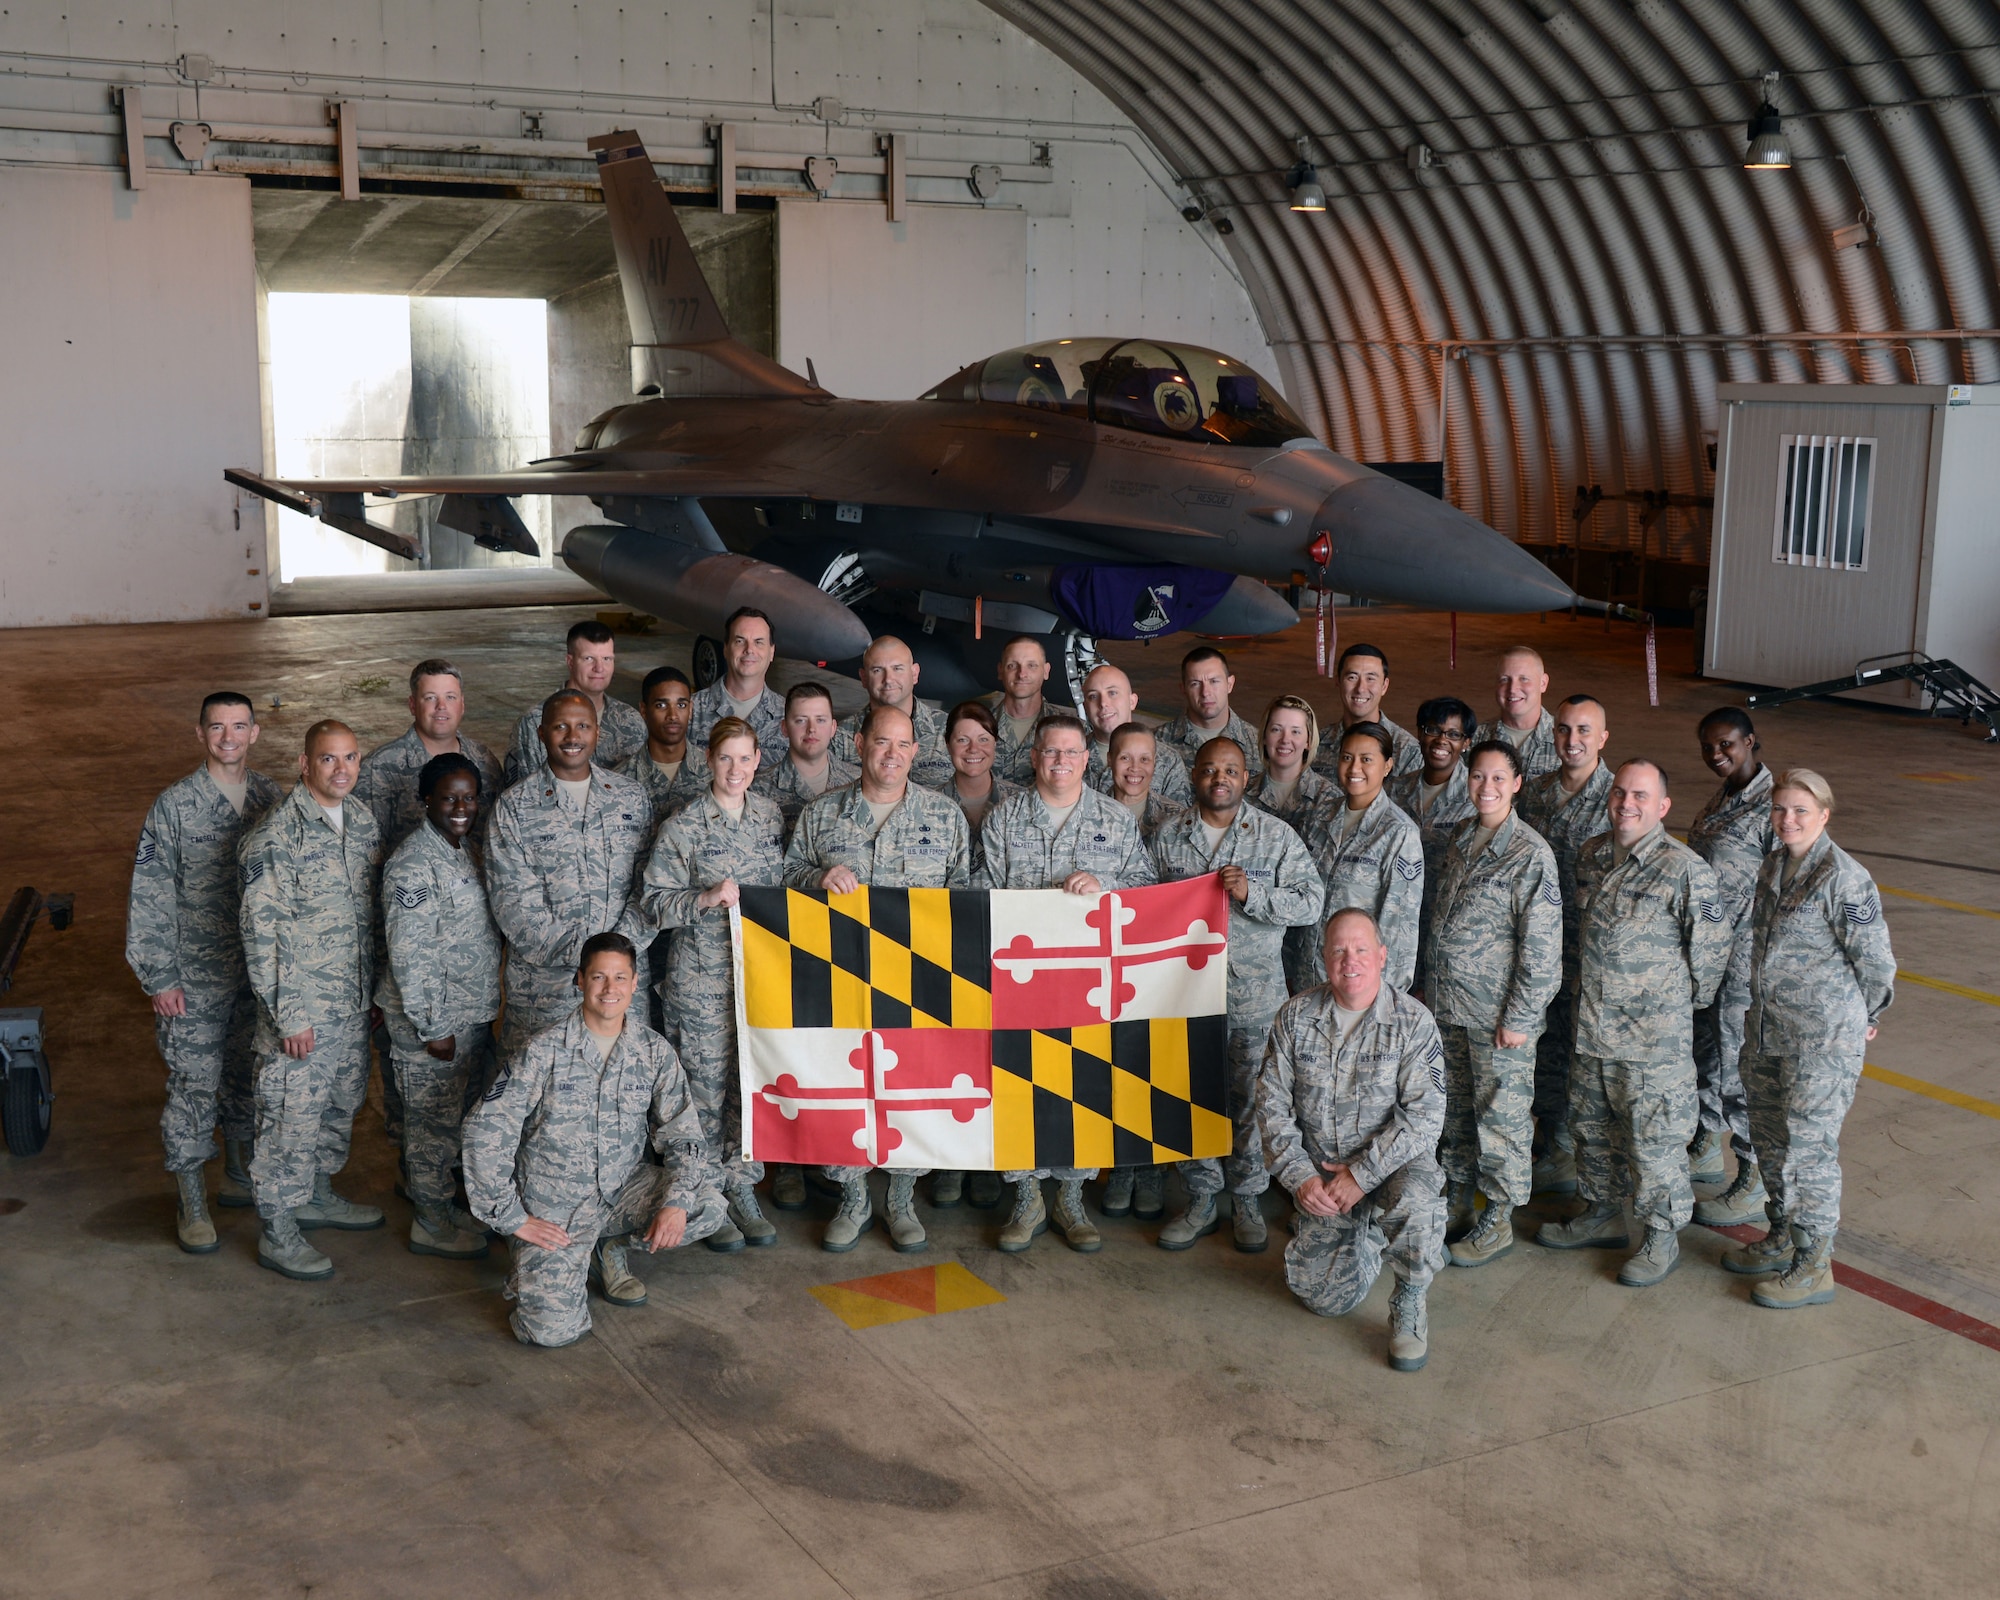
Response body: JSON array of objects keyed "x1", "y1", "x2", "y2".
[{"x1": 0, "y1": 0, "x2": 1272, "y2": 628}]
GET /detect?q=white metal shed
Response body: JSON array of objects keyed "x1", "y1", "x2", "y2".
[{"x1": 1705, "y1": 383, "x2": 2000, "y2": 706}]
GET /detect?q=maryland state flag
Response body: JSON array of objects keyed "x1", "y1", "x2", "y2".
[{"x1": 731, "y1": 876, "x2": 1232, "y2": 1170}]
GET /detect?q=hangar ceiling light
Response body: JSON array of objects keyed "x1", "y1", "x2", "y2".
[
  {"x1": 1286, "y1": 136, "x2": 1326, "y2": 213},
  {"x1": 1743, "y1": 73, "x2": 1792, "y2": 171}
]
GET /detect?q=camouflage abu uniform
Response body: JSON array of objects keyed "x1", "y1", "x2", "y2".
[
  {"x1": 352, "y1": 727, "x2": 503, "y2": 849},
  {"x1": 831, "y1": 700, "x2": 955, "y2": 790},
  {"x1": 954, "y1": 776, "x2": 1024, "y2": 879},
  {"x1": 126, "y1": 766, "x2": 283, "y2": 1173},
  {"x1": 1257, "y1": 983, "x2": 1447, "y2": 1315},
  {"x1": 1686, "y1": 766, "x2": 1776, "y2": 1164},
  {"x1": 1741, "y1": 834, "x2": 1895, "y2": 1247},
  {"x1": 375, "y1": 819, "x2": 503, "y2": 1225},
  {"x1": 980, "y1": 786, "x2": 1158, "y2": 1182},
  {"x1": 1087, "y1": 738, "x2": 1193, "y2": 807},
  {"x1": 237, "y1": 785, "x2": 383, "y2": 1218},
  {"x1": 462, "y1": 1011, "x2": 727, "y2": 1346},
  {"x1": 485, "y1": 765, "x2": 655, "y2": 1056},
  {"x1": 785, "y1": 780, "x2": 971, "y2": 1181},
  {"x1": 1295, "y1": 790, "x2": 1424, "y2": 994},
  {"x1": 687, "y1": 682, "x2": 788, "y2": 766},
  {"x1": 754, "y1": 752, "x2": 859, "y2": 843},
  {"x1": 505, "y1": 689, "x2": 649, "y2": 786},
  {"x1": 1157, "y1": 710, "x2": 1264, "y2": 776},
  {"x1": 1151, "y1": 806, "x2": 1322, "y2": 1200},
  {"x1": 1246, "y1": 766, "x2": 1336, "y2": 834},
  {"x1": 1424, "y1": 812, "x2": 1563, "y2": 1210},
  {"x1": 983, "y1": 695, "x2": 1049, "y2": 784},
  {"x1": 1473, "y1": 708, "x2": 1559, "y2": 780},
  {"x1": 1313, "y1": 715, "x2": 1423, "y2": 781},
  {"x1": 616, "y1": 744, "x2": 711, "y2": 824},
  {"x1": 1519, "y1": 761, "x2": 1614, "y2": 1158},
  {"x1": 1388, "y1": 763, "x2": 1475, "y2": 991},
  {"x1": 640, "y1": 789, "x2": 787, "y2": 1191},
  {"x1": 1570, "y1": 824, "x2": 1729, "y2": 1234}
]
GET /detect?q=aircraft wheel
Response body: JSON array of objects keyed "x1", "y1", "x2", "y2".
[
  {"x1": 2, "y1": 1055, "x2": 51, "y2": 1156},
  {"x1": 692, "y1": 635, "x2": 725, "y2": 690}
]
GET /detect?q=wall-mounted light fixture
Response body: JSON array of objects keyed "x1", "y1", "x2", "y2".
[{"x1": 1743, "y1": 73, "x2": 1791, "y2": 170}]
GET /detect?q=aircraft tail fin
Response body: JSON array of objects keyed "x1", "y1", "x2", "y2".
[{"x1": 589, "y1": 130, "x2": 817, "y2": 399}]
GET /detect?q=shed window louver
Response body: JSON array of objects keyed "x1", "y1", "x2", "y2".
[{"x1": 1774, "y1": 435, "x2": 1875, "y2": 570}]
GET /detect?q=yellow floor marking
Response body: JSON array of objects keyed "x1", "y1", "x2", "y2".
[
  {"x1": 1898, "y1": 968, "x2": 2000, "y2": 1008},
  {"x1": 1863, "y1": 1064, "x2": 2000, "y2": 1123},
  {"x1": 809, "y1": 1261, "x2": 1006, "y2": 1331},
  {"x1": 1880, "y1": 885, "x2": 2000, "y2": 922}
]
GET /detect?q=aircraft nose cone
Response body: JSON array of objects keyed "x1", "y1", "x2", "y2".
[{"x1": 1314, "y1": 475, "x2": 1575, "y2": 613}]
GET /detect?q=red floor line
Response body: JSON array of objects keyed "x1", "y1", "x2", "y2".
[{"x1": 1702, "y1": 1222, "x2": 2000, "y2": 1354}]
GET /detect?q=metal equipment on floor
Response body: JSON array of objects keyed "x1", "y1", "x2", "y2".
[
  {"x1": 1747, "y1": 652, "x2": 2000, "y2": 742},
  {"x1": 1, "y1": 886, "x2": 69, "y2": 1156}
]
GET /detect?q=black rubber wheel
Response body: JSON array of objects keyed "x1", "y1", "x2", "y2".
[
  {"x1": 692, "y1": 635, "x2": 725, "y2": 690},
  {"x1": 3, "y1": 1062, "x2": 51, "y2": 1156}
]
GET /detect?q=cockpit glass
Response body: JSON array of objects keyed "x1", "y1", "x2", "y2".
[{"x1": 921, "y1": 337, "x2": 1314, "y2": 448}]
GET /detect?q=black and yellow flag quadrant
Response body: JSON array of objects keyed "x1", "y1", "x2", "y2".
[
  {"x1": 736, "y1": 885, "x2": 993, "y2": 1031},
  {"x1": 990, "y1": 1015, "x2": 1232, "y2": 1170}
]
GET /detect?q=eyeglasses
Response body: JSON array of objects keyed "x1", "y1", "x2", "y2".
[{"x1": 1417, "y1": 725, "x2": 1470, "y2": 740}]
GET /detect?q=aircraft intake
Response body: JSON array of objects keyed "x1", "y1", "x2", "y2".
[{"x1": 561, "y1": 524, "x2": 874, "y2": 662}]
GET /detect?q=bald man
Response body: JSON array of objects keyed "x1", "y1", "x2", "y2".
[
  {"x1": 829, "y1": 635, "x2": 955, "y2": 789},
  {"x1": 1474, "y1": 647, "x2": 1559, "y2": 780},
  {"x1": 238, "y1": 719, "x2": 386, "y2": 1282},
  {"x1": 1080, "y1": 663, "x2": 1193, "y2": 806}
]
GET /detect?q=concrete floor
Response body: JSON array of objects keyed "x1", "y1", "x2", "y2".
[{"x1": 2, "y1": 602, "x2": 1996, "y2": 1598}]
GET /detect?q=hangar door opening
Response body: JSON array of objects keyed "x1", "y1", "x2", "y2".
[
  {"x1": 267, "y1": 293, "x2": 552, "y2": 578},
  {"x1": 251, "y1": 186, "x2": 775, "y2": 586}
]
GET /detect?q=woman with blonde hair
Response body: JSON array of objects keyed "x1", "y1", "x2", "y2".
[
  {"x1": 1722, "y1": 768, "x2": 1895, "y2": 1309},
  {"x1": 1246, "y1": 694, "x2": 1334, "y2": 828}
]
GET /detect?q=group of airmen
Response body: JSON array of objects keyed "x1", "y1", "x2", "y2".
[{"x1": 127, "y1": 615, "x2": 1896, "y2": 1369}]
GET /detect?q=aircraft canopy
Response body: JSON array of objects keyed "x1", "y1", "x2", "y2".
[{"x1": 921, "y1": 337, "x2": 1314, "y2": 448}]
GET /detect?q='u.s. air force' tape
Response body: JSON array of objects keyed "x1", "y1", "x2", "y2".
[
  {"x1": 393, "y1": 884, "x2": 429, "y2": 909},
  {"x1": 1844, "y1": 899, "x2": 1880, "y2": 924}
]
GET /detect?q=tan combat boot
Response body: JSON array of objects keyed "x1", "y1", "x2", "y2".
[
  {"x1": 1448, "y1": 1203, "x2": 1515, "y2": 1267},
  {"x1": 593, "y1": 1237, "x2": 647, "y2": 1305},
  {"x1": 1722, "y1": 1216, "x2": 1796, "y2": 1276},
  {"x1": 1232, "y1": 1194, "x2": 1268, "y2": 1253},
  {"x1": 769, "y1": 1164, "x2": 808, "y2": 1211},
  {"x1": 726, "y1": 1182, "x2": 778, "y2": 1248},
  {"x1": 1050, "y1": 1179, "x2": 1102, "y2": 1252},
  {"x1": 1536, "y1": 1203, "x2": 1629, "y2": 1251},
  {"x1": 1617, "y1": 1226, "x2": 1681, "y2": 1287},
  {"x1": 1132, "y1": 1166, "x2": 1166, "y2": 1220},
  {"x1": 997, "y1": 1179, "x2": 1047, "y2": 1252},
  {"x1": 1100, "y1": 1168, "x2": 1136, "y2": 1217},
  {"x1": 257, "y1": 1212, "x2": 333, "y2": 1281},
  {"x1": 882, "y1": 1173, "x2": 928, "y2": 1252},
  {"x1": 1694, "y1": 1162, "x2": 1768, "y2": 1227},
  {"x1": 1753, "y1": 1230, "x2": 1838, "y2": 1309},
  {"x1": 1158, "y1": 1192, "x2": 1219, "y2": 1250},
  {"x1": 821, "y1": 1176, "x2": 872, "y2": 1252},
  {"x1": 1388, "y1": 1281, "x2": 1429, "y2": 1372},
  {"x1": 174, "y1": 1169, "x2": 219, "y2": 1255},
  {"x1": 1687, "y1": 1126, "x2": 1728, "y2": 1185},
  {"x1": 410, "y1": 1207, "x2": 489, "y2": 1259},
  {"x1": 217, "y1": 1139, "x2": 255, "y2": 1208},
  {"x1": 930, "y1": 1170, "x2": 964, "y2": 1209}
]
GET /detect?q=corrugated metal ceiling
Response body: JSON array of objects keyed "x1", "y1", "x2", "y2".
[{"x1": 985, "y1": 0, "x2": 2000, "y2": 563}]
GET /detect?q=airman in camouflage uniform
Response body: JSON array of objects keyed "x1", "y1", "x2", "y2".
[
  {"x1": 759, "y1": 749, "x2": 858, "y2": 839},
  {"x1": 1296, "y1": 788, "x2": 1423, "y2": 994},
  {"x1": 127, "y1": 693, "x2": 283, "y2": 1249},
  {"x1": 487, "y1": 695, "x2": 656, "y2": 1058},
  {"x1": 755, "y1": 681, "x2": 855, "y2": 845},
  {"x1": 1081, "y1": 663, "x2": 1193, "y2": 806},
  {"x1": 1540, "y1": 768, "x2": 1729, "y2": 1287},
  {"x1": 618, "y1": 743, "x2": 709, "y2": 822},
  {"x1": 641, "y1": 762, "x2": 788, "y2": 1247},
  {"x1": 1310, "y1": 647, "x2": 1421, "y2": 780},
  {"x1": 1388, "y1": 695, "x2": 1478, "y2": 990},
  {"x1": 376, "y1": 754, "x2": 502, "y2": 1260},
  {"x1": 828, "y1": 636, "x2": 955, "y2": 789},
  {"x1": 1150, "y1": 739, "x2": 1322, "y2": 1252},
  {"x1": 461, "y1": 941, "x2": 727, "y2": 1348},
  {"x1": 686, "y1": 606, "x2": 789, "y2": 765},
  {"x1": 1246, "y1": 765, "x2": 1335, "y2": 832},
  {"x1": 1474, "y1": 646, "x2": 1559, "y2": 779},
  {"x1": 786, "y1": 705, "x2": 972, "y2": 1250},
  {"x1": 1424, "y1": 791, "x2": 1562, "y2": 1265},
  {"x1": 238, "y1": 721, "x2": 385, "y2": 1280},
  {"x1": 984, "y1": 635, "x2": 1055, "y2": 783},
  {"x1": 1257, "y1": 910, "x2": 1446, "y2": 1371},
  {"x1": 1725, "y1": 785, "x2": 1894, "y2": 1308},
  {"x1": 1517, "y1": 697, "x2": 1615, "y2": 1190},
  {"x1": 1685, "y1": 716, "x2": 1775, "y2": 1219},
  {"x1": 1157, "y1": 646, "x2": 1263, "y2": 776},
  {"x1": 1314, "y1": 714, "x2": 1422, "y2": 781},
  {"x1": 980, "y1": 715, "x2": 1159, "y2": 1252},
  {"x1": 503, "y1": 621, "x2": 649, "y2": 785},
  {"x1": 352, "y1": 661, "x2": 503, "y2": 848}
]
